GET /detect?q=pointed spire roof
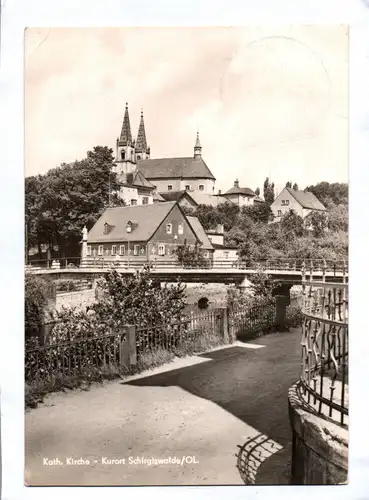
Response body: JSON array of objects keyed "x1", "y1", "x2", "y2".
[
  {"x1": 119, "y1": 103, "x2": 132, "y2": 146},
  {"x1": 195, "y1": 131, "x2": 201, "y2": 149},
  {"x1": 135, "y1": 109, "x2": 148, "y2": 152},
  {"x1": 194, "y1": 131, "x2": 202, "y2": 158}
]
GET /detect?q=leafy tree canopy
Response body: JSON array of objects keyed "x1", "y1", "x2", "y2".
[{"x1": 25, "y1": 146, "x2": 124, "y2": 257}]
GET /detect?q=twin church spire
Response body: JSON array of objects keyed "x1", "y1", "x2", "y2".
[
  {"x1": 119, "y1": 102, "x2": 148, "y2": 153},
  {"x1": 118, "y1": 102, "x2": 201, "y2": 161}
]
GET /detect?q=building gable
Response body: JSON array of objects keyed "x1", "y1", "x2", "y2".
[{"x1": 150, "y1": 203, "x2": 199, "y2": 245}]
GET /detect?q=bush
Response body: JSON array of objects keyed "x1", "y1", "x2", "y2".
[
  {"x1": 286, "y1": 304, "x2": 303, "y2": 328},
  {"x1": 25, "y1": 275, "x2": 48, "y2": 339}
]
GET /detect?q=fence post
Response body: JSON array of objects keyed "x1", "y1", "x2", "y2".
[
  {"x1": 120, "y1": 325, "x2": 137, "y2": 369},
  {"x1": 221, "y1": 307, "x2": 230, "y2": 344},
  {"x1": 275, "y1": 295, "x2": 289, "y2": 332}
]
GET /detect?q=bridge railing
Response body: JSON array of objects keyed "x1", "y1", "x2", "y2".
[
  {"x1": 25, "y1": 257, "x2": 348, "y2": 274},
  {"x1": 299, "y1": 272, "x2": 348, "y2": 427}
]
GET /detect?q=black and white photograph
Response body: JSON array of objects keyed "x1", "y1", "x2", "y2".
[{"x1": 23, "y1": 26, "x2": 348, "y2": 486}]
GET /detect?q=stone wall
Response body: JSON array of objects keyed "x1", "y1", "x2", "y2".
[
  {"x1": 55, "y1": 289, "x2": 96, "y2": 311},
  {"x1": 288, "y1": 382, "x2": 348, "y2": 485}
]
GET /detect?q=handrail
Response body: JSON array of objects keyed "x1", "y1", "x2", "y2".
[{"x1": 300, "y1": 279, "x2": 348, "y2": 427}]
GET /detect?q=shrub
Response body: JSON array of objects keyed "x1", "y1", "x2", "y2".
[
  {"x1": 25, "y1": 275, "x2": 48, "y2": 339},
  {"x1": 286, "y1": 304, "x2": 303, "y2": 328}
]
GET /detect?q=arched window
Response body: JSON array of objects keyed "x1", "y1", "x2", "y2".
[
  {"x1": 137, "y1": 155, "x2": 141, "y2": 160},
  {"x1": 121, "y1": 150, "x2": 125, "y2": 160}
]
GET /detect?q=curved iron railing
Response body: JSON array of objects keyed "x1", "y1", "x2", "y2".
[{"x1": 300, "y1": 262, "x2": 348, "y2": 427}]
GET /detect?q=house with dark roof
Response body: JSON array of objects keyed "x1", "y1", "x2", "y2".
[
  {"x1": 221, "y1": 179, "x2": 256, "y2": 207},
  {"x1": 271, "y1": 186, "x2": 327, "y2": 221},
  {"x1": 83, "y1": 201, "x2": 213, "y2": 264}
]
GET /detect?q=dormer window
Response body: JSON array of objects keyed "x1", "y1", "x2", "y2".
[
  {"x1": 104, "y1": 223, "x2": 109, "y2": 235},
  {"x1": 126, "y1": 221, "x2": 132, "y2": 233}
]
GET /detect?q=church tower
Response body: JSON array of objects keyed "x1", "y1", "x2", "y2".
[
  {"x1": 115, "y1": 103, "x2": 136, "y2": 175},
  {"x1": 135, "y1": 110, "x2": 150, "y2": 161}
]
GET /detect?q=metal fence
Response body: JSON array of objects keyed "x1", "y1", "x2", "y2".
[
  {"x1": 25, "y1": 301, "x2": 280, "y2": 385},
  {"x1": 300, "y1": 277, "x2": 348, "y2": 427},
  {"x1": 229, "y1": 301, "x2": 277, "y2": 341},
  {"x1": 25, "y1": 327, "x2": 127, "y2": 383},
  {"x1": 135, "y1": 309, "x2": 224, "y2": 357}
]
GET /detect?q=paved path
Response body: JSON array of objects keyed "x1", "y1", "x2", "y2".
[{"x1": 25, "y1": 328, "x2": 302, "y2": 486}]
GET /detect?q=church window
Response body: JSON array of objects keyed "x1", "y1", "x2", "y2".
[
  {"x1": 158, "y1": 244, "x2": 165, "y2": 256},
  {"x1": 121, "y1": 150, "x2": 125, "y2": 160},
  {"x1": 142, "y1": 197, "x2": 149, "y2": 204},
  {"x1": 168, "y1": 185, "x2": 173, "y2": 191},
  {"x1": 199, "y1": 184, "x2": 205, "y2": 191},
  {"x1": 166, "y1": 223, "x2": 172, "y2": 234},
  {"x1": 178, "y1": 222, "x2": 184, "y2": 235}
]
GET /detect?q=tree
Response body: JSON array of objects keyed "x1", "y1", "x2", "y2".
[
  {"x1": 293, "y1": 182, "x2": 299, "y2": 191},
  {"x1": 255, "y1": 187, "x2": 260, "y2": 196},
  {"x1": 176, "y1": 240, "x2": 209, "y2": 268},
  {"x1": 304, "y1": 182, "x2": 348, "y2": 206},
  {"x1": 193, "y1": 202, "x2": 239, "y2": 232},
  {"x1": 263, "y1": 177, "x2": 275, "y2": 205},
  {"x1": 305, "y1": 211, "x2": 328, "y2": 238},
  {"x1": 25, "y1": 146, "x2": 123, "y2": 258},
  {"x1": 327, "y1": 204, "x2": 348, "y2": 232},
  {"x1": 280, "y1": 210, "x2": 304, "y2": 237},
  {"x1": 240, "y1": 202, "x2": 273, "y2": 224},
  {"x1": 285, "y1": 181, "x2": 292, "y2": 188}
]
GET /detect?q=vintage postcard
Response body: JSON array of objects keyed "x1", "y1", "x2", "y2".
[{"x1": 24, "y1": 26, "x2": 348, "y2": 487}]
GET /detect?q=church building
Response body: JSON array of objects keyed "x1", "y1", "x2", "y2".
[{"x1": 113, "y1": 103, "x2": 217, "y2": 206}]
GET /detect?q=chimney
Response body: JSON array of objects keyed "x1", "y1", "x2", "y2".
[
  {"x1": 216, "y1": 224, "x2": 224, "y2": 234},
  {"x1": 234, "y1": 179, "x2": 239, "y2": 188}
]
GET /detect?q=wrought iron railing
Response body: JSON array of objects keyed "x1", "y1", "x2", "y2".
[{"x1": 299, "y1": 263, "x2": 348, "y2": 427}]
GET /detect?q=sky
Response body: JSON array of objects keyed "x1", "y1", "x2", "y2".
[{"x1": 25, "y1": 26, "x2": 348, "y2": 193}]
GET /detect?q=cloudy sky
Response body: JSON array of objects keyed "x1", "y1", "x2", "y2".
[{"x1": 25, "y1": 26, "x2": 348, "y2": 193}]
